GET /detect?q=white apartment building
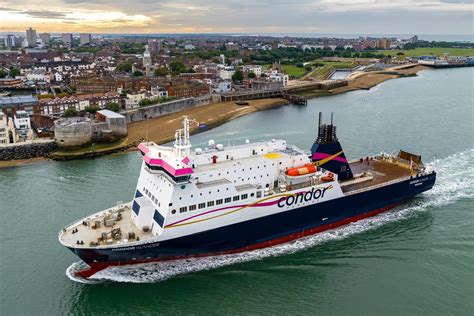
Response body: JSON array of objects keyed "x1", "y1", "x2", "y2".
[
  {"x1": 125, "y1": 93, "x2": 147, "y2": 109},
  {"x1": 243, "y1": 65, "x2": 262, "y2": 77},
  {"x1": 151, "y1": 86, "x2": 168, "y2": 98},
  {"x1": 213, "y1": 81, "x2": 232, "y2": 93},
  {"x1": 0, "y1": 113, "x2": 8, "y2": 145},
  {"x1": 219, "y1": 67, "x2": 235, "y2": 80}
]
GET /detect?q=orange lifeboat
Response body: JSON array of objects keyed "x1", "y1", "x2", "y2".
[
  {"x1": 286, "y1": 164, "x2": 317, "y2": 177},
  {"x1": 321, "y1": 173, "x2": 334, "y2": 182}
]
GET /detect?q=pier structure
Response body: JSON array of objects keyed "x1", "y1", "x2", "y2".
[{"x1": 220, "y1": 80, "x2": 347, "y2": 105}]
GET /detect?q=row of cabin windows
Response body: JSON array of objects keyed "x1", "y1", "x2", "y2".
[
  {"x1": 174, "y1": 193, "x2": 253, "y2": 214},
  {"x1": 143, "y1": 186, "x2": 160, "y2": 207}
]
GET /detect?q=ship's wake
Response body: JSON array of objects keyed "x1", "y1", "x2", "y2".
[{"x1": 67, "y1": 149, "x2": 473, "y2": 284}]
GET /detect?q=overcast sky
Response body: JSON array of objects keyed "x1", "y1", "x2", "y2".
[{"x1": 0, "y1": 0, "x2": 472, "y2": 35}]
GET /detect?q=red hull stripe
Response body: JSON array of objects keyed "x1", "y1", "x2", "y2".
[{"x1": 75, "y1": 203, "x2": 399, "y2": 278}]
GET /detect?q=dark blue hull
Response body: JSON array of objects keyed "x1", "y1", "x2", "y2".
[{"x1": 70, "y1": 172, "x2": 436, "y2": 272}]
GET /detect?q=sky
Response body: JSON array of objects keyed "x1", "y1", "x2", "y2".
[{"x1": 0, "y1": 0, "x2": 472, "y2": 35}]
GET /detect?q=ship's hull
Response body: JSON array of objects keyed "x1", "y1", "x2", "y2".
[{"x1": 70, "y1": 173, "x2": 436, "y2": 278}]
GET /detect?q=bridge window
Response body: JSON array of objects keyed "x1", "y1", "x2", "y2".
[
  {"x1": 179, "y1": 207, "x2": 187, "y2": 213},
  {"x1": 153, "y1": 210, "x2": 164, "y2": 227},
  {"x1": 207, "y1": 201, "x2": 214, "y2": 207},
  {"x1": 199, "y1": 203, "x2": 206, "y2": 209},
  {"x1": 233, "y1": 196, "x2": 240, "y2": 201},
  {"x1": 216, "y1": 199, "x2": 223, "y2": 205},
  {"x1": 241, "y1": 194, "x2": 248, "y2": 200},
  {"x1": 189, "y1": 205, "x2": 197, "y2": 211},
  {"x1": 225, "y1": 197, "x2": 231, "y2": 203}
]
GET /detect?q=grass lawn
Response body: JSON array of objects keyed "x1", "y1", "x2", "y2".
[
  {"x1": 262, "y1": 64, "x2": 308, "y2": 77},
  {"x1": 377, "y1": 47, "x2": 474, "y2": 57},
  {"x1": 310, "y1": 60, "x2": 357, "y2": 79},
  {"x1": 281, "y1": 65, "x2": 308, "y2": 77}
]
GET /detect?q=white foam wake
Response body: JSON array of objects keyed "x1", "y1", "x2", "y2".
[{"x1": 67, "y1": 149, "x2": 474, "y2": 284}]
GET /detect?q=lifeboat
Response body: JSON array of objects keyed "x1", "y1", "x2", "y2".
[
  {"x1": 321, "y1": 173, "x2": 334, "y2": 182},
  {"x1": 286, "y1": 164, "x2": 317, "y2": 177}
]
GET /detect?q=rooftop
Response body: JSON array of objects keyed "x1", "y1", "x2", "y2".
[
  {"x1": 0, "y1": 95, "x2": 38, "y2": 107},
  {"x1": 97, "y1": 109, "x2": 125, "y2": 119}
]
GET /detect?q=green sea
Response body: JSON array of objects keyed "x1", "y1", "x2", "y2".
[{"x1": 1, "y1": 67, "x2": 473, "y2": 315}]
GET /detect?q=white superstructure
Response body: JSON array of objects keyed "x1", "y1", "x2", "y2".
[{"x1": 131, "y1": 116, "x2": 343, "y2": 239}]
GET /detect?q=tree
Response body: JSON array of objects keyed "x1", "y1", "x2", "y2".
[
  {"x1": 116, "y1": 62, "x2": 132, "y2": 72},
  {"x1": 9, "y1": 68, "x2": 20, "y2": 77},
  {"x1": 169, "y1": 60, "x2": 187, "y2": 74},
  {"x1": 232, "y1": 69, "x2": 244, "y2": 82},
  {"x1": 0, "y1": 69, "x2": 7, "y2": 78},
  {"x1": 85, "y1": 105, "x2": 100, "y2": 114},
  {"x1": 105, "y1": 102, "x2": 120, "y2": 112},
  {"x1": 154, "y1": 67, "x2": 168, "y2": 77},
  {"x1": 132, "y1": 70, "x2": 143, "y2": 77},
  {"x1": 248, "y1": 71, "x2": 256, "y2": 79},
  {"x1": 64, "y1": 108, "x2": 79, "y2": 117}
]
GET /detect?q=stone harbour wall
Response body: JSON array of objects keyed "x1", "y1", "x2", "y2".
[
  {"x1": 0, "y1": 141, "x2": 57, "y2": 161},
  {"x1": 123, "y1": 96, "x2": 211, "y2": 123}
]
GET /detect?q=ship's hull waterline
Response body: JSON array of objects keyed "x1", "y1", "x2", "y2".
[{"x1": 70, "y1": 173, "x2": 436, "y2": 278}]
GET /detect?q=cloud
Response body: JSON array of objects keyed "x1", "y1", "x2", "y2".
[{"x1": 0, "y1": 0, "x2": 472, "y2": 34}]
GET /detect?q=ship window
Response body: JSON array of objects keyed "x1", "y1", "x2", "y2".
[
  {"x1": 216, "y1": 199, "x2": 223, "y2": 205},
  {"x1": 251, "y1": 193, "x2": 255, "y2": 197},
  {"x1": 189, "y1": 205, "x2": 197, "y2": 211},
  {"x1": 241, "y1": 194, "x2": 248, "y2": 200},
  {"x1": 257, "y1": 191, "x2": 262, "y2": 198},
  {"x1": 199, "y1": 203, "x2": 206, "y2": 209},
  {"x1": 233, "y1": 196, "x2": 240, "y2": 201},
  {"x1": 169, "y1": 203, "x2": 173, "y2": 206},
  {"x1": 207, "y1": 201, "x2": 214, "y2": 207},
  {"x1": 225, "y1": 197, "x2": 231, "y2": 203},
  {"x1": 179, "y1": 206, "x2": 187, "y2": 213},
  {"x1": 171, "y1": 209, "x2": 176, "y2": 214}
]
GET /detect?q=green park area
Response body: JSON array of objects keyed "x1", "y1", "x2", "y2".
[
  {"x1": 377, "y1": 47, "x2": 474, "y2": 57},
  {"x1": 310, "y1": 60, "x2": 357, "y2": 80}
]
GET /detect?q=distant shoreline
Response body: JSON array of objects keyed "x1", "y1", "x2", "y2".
[{"x1": 0, "y1": 65, "x2": 429, "y2": 169}]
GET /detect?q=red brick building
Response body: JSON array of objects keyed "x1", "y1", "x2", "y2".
[{"x1": 165, "y1": 81, "x2": 209, "y2": 98}]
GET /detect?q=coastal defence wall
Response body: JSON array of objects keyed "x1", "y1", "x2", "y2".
[
  {"x1": 55, "y1": 118, "x2": 92, "y2": 147},
  {"x1": 123, "y1": 96, "x2": 211, "y2": 123},
  {"x1": 0, "y1": 141, "x2": 57, "y2": 160}
]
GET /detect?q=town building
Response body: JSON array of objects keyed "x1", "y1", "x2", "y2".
[
  {"x1": 0, "y1": 112, "x2": 17, "y2": 145},
  {"x1": 4, "y1": 35, "x2": 16, "y2": 48},
  {"x1": 0, "y1": 112, "x2": 8, "y2": 145},
  {"x1": 62, "y1": 33, "x2": 73, "y2": 45},
  {"x1": 95, "y1": 109, "x2": 127, "y2": 138},
  {"x1": 213, "y1": 81, "x2": 232, "y2": 93},
  {"x1": 166, "y1": 81, "x2": 209, "y2": 98},
  {"x1": 0, "y1": 78, "x2": 23, "y2": 88},
  {"x1": 150, "y1": 86, "x2": 168, "y2": 98},
  {"x1": 0, "y1": 95, "x2": 38, "y2": 116},
  {"x1": 80, "y1": 33, "x2": 92, "y2": 46},
  {"x1": 36, "y1": 92, "x2": 121, "y2": 116},
  {"x1": 219, "y1": 67, "x2": 235, "y2": 80},
  {"x1": 143, "y1": 46, "x2": 152, "y2": 67},
  {"x1": 13, "y1": 110, "x2": 32, "y2": 140},
  {"x1": 148, "y1": 39, "x2": 162, "y2": 54},
  {"x1": 242, "y1": 65, "x2": 263, "y2": 77},
  {"x1": 125, "y1": 93, "x2": 147, "y2": 109},
  {"x1": 39, "y1": 33, "x2": 51, "y2": 44},
  {"x1": 26, "y1": 28, "x2": 37, "y2": 47},
  {"x1": 376, "y1": 38, "x2": 391, "y2": 49}
]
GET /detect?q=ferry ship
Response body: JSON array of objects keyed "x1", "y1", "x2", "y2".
[{"x1": 59, "y1": 113, "x2": 437, "y2": 278}]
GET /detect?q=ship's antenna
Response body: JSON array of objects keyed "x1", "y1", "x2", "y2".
[
  {"x1": 330, "y1": 112, "x2": 334, "y2": 125},
  {"x1": 145, "y1": 117, "x2": 149, "y2": 143},
  {"x1": 318, "y1": 112, "x2": 322, "y2": 132}
]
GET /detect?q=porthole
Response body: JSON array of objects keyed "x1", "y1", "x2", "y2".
[{"x1": 171, "y1": 209, "x2": 176, "y2": 214}]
